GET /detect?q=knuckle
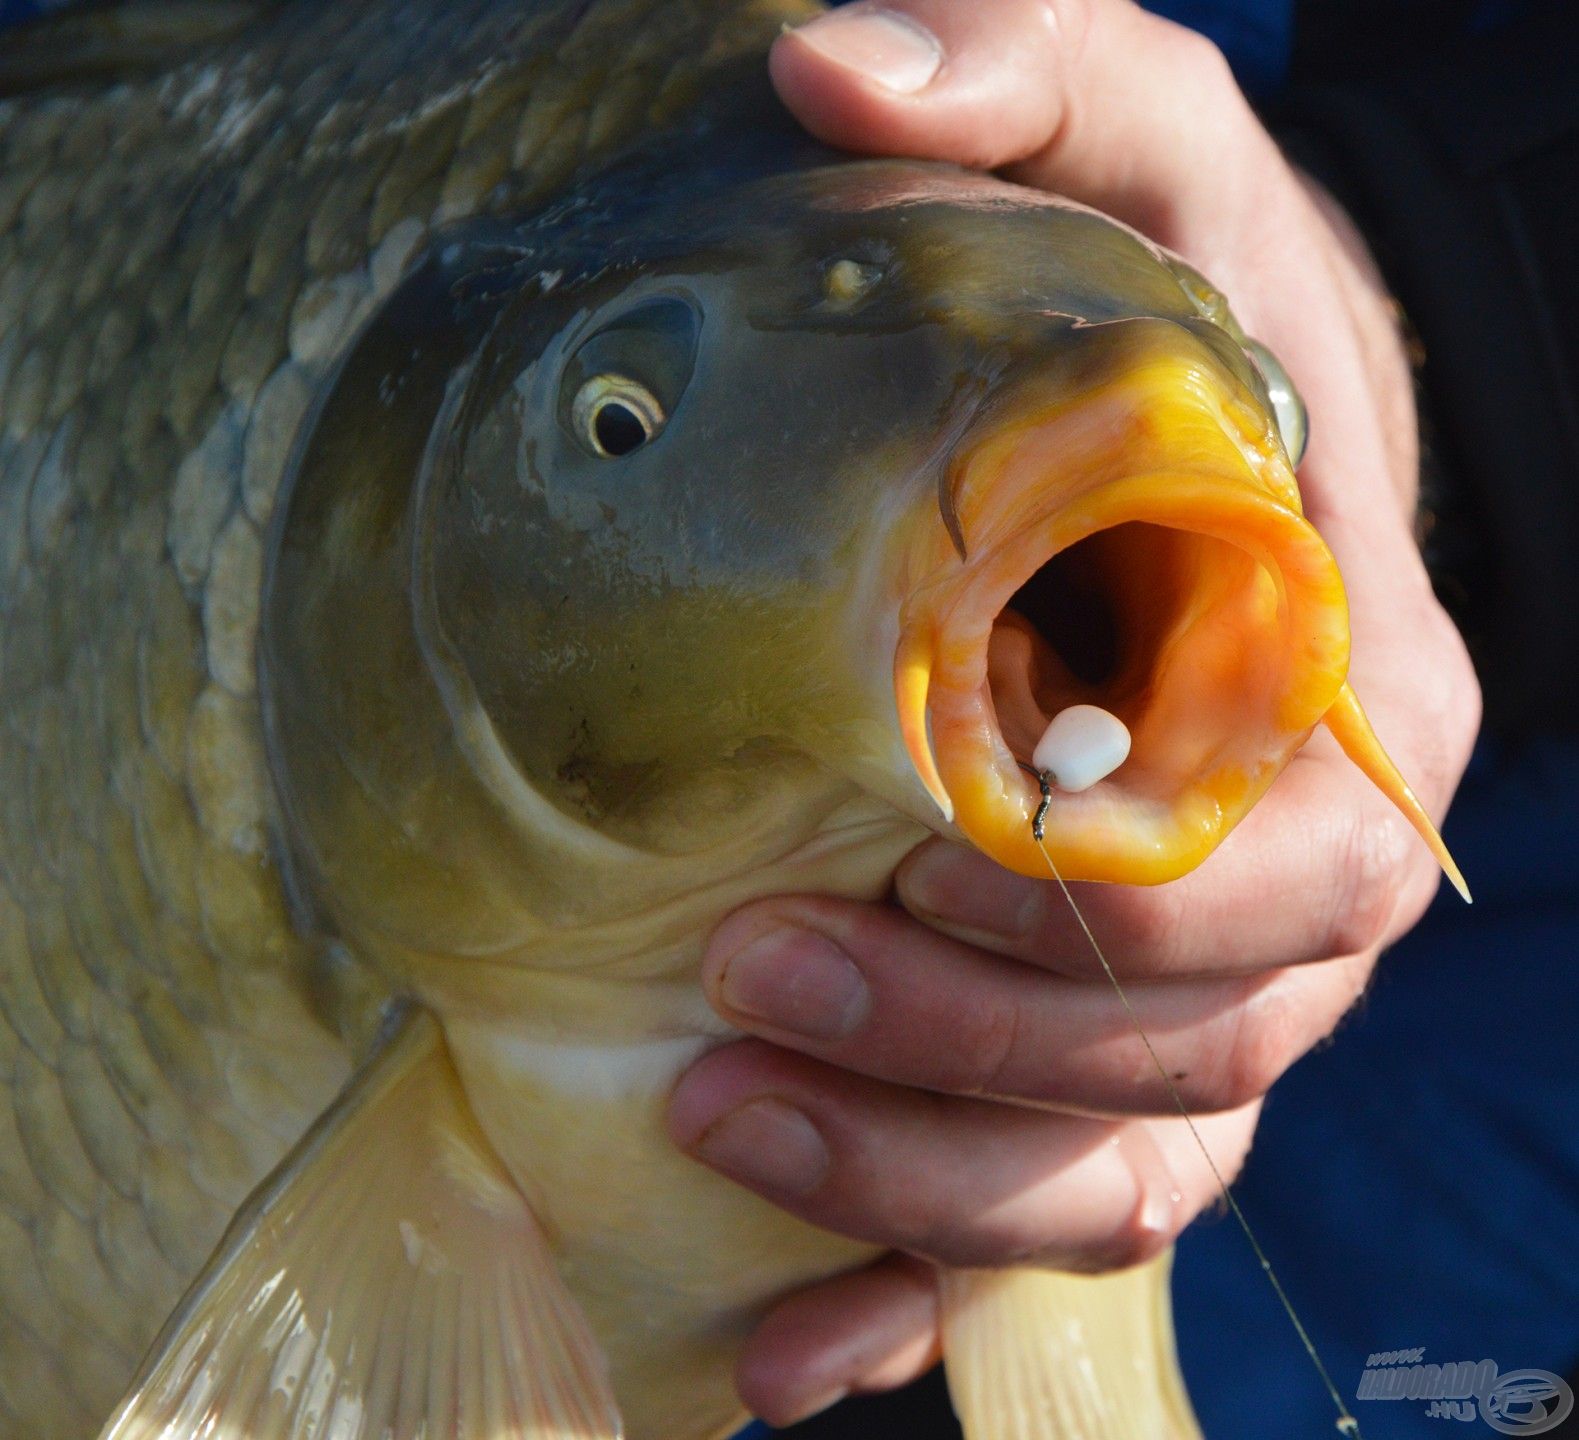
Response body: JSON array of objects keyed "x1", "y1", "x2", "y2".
[
  {"x1": 953, "y1": 997, "x2": 1024, "y2": 1098},
  {"x1": 1432, "y1": 627, "x2": 1484, "y2": 773},
  {"x1": 1393, "y1": 606, "x2": 1482, "y2": 799},
  {"x1": 859, "y1": 1125, "x2": 974, "y2": 1265},
  {"x1": 1450, "y1": 641, "x2": 1485, "y2": 741},
  {"x1": 1030, "y1": 1173, "x2": 1190, "y2": 1273},
  {"x1": 1105, "y1": 888, "x2": 1187, "y2": 975},
  {"x1": 916, "y1": 1229, "x2": 1006, "y2": 1271},
  {"x1": 1395, "y1": 850, "x2": 1445, "y2": 933},
  {"x1": 876, "y1": 1158, "x2": 1042, "y2": 1270},
  {"x1": 1158, "y1": 21, "x2": 1237, "y2": 97},
  {"x1": 1208, "y1": 985, "x2": 1302, "y2": 1111},
  {"x1": 1324, "y1": 810, "x2": 1410, "y2": 958},
  {"x1": 1036, "y1": 0, "x2": 1094, "y2": 61}
]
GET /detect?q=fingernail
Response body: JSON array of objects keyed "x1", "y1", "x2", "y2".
[
  {"x1": 692, "y1": 1098, "x2": 831, "y2": 1197},
  {"x1": 718, "y1": 929, "x2": 870, "y2": 1040},
  {"x1": 900, "y1": 844, "x2": 1033, "y2": 940},
  {"x1": 788, "y1": 7, "x2": 942, "y2": 94}
]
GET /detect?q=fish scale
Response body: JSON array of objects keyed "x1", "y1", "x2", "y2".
[{"x1": 0, "y1": 3, "x2": 814, "y2": 1434}]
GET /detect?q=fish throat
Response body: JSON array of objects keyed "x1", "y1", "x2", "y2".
[
  {"x1": 989, "y1": 521, "x2": 1278, "y2": 786},
  {"x1": 896, "y1": 322, "x2": 1464, "y2": 899}
]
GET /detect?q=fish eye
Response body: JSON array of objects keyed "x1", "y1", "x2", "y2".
[
  {"x1": 1245, "y1": 339, "x2": 1309, "y2": 468},
  {"x1": 560, "y1": 296, "x2": 698, "y2": 459},
  {"x1": 572, "y1": 374, "x2": 666, "y2": 458}
]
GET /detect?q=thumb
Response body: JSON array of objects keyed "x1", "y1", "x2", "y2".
[{"x1": 769, "y1": 0, "x2": 1272, "y2": 243}]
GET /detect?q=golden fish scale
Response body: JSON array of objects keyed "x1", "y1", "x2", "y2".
[{"x1": 0, "y1": 2, "x2": 815, "y2": 1432}]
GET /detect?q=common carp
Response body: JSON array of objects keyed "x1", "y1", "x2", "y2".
[{"x1": 0, "y1": 2, "x2": 1461, "y2": 1437}]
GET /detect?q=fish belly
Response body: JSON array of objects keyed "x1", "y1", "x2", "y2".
[{"x1": 445, "y1": 1020, "x2": 881, "y2": 1440}]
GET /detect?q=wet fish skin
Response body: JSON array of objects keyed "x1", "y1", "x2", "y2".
[{"x1": 0, "y1": 2, "x2": 818, "y2": 1433}]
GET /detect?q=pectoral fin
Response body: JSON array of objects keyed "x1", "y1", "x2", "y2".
[
  {"x1": 939, "y1": 1254, "x2": 1202, "y2": 1440},
  {"x1": 101, "y1": 1009, "x2": 622, "y2": 1440}
]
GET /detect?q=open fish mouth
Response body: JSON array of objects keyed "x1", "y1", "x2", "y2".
[{"x1": 895, "y1": 328, "x2": 1355, "y2": 884}]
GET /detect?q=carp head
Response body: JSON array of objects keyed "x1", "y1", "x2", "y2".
[{"x1": 263, "y1": 158, "x2": 1459, "y2": 965}]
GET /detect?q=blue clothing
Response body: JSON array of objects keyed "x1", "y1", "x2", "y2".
[
  {"x1": 1085, "y1": 0, "x2": 1579, "y2": 1428},
  {"x1": 0, "y1": 0, "x2": 71, "y2": 24},
  {"x1": 748, "y1": 742, "x2": 1579, "y2": 1440},
  {"x1": 1144, "y1": 0, "x2": 1293, "y2": 93},
  {"x1": 763, "y1": 0, "x2": 1579, "y2": 1435},
  {"x1": 1172, "y1": 739, "x2": 1579, "y2": 1437},
  {"x1": 1139, "y1": 0, "x2": 1579, "y2": 1427}
]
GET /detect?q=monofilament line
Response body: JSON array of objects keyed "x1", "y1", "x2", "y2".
[{"x1": 1029, "y1": 814, "x2": 1364, "y2": 1440}]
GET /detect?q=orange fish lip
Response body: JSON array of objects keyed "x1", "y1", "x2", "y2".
[{"x1": 894, "y1": 346, "x2": 1355, "y2": 885}]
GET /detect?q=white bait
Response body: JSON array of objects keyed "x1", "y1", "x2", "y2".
[{"x1": 1032, "y1": 704, "x2": 1132, "y2": 791}]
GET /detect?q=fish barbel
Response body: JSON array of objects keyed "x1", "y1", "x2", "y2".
[{"x1": 0, "y1": 2, "x2": 1461, "y2": 1437}]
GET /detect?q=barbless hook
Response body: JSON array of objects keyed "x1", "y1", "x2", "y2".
[{"x1": 1017, "y1": 760, "x2": 1053, "y2": 841}]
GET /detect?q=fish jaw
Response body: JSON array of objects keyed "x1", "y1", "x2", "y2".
[{"x1": 895, "y1": 320, "x2": 1399, "y2": 885}]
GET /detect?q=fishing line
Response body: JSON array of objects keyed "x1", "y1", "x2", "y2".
[{"x1": 1020, "y1": 763, "x2": 1364, "y2": 1439}]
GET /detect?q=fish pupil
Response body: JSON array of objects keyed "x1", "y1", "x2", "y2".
[{"x1": 593, "y1": 400, "x2": 650, "y2": 457}]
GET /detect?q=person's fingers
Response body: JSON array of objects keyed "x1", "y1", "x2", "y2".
[
  {"x1": 700, "y1": 893, "x2": 1372, "y2": 1114},
  {"x1": 1296, "y1": 172, "x2": 1422, "y2": 522},
  {"x1": 735, "y1": 1255, "x2": 940, "y2": 1426},
  {"x1": 895, "y1": 742, "x2": 1440, "y2": 981},
  {"x1": 769, "y1": 0, "x2": 1064, "y2": 168},
  {"x1": 771, "y1": 0, "x2": 1479, "y2": 805},
  {"x1": 768, "y1": 0, "x2": 1406, "y2": 512},
  {"x1": 667, "y1": 1041, "x2": 1258, "y2": 1270},
  {"x1": 770, "y1": 0, "x2": 1272, "y2": 241}
]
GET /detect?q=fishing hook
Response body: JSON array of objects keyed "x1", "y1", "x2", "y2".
[{"x1": 1016, "y1": 759, "x2": 1053, "y2": 840}]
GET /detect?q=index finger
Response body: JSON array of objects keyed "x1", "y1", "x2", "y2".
[{"x1": 897, "y1": 731, "x2": 1443, "y2": 980}]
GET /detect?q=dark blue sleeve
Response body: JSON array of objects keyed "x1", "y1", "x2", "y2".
[
  {"x1": 1173, "y1": 738, "x2": 1579, "y2": 1437},
  {"x1": 1140, "y1": 0, "x2": 1293, "y2": 93},
  {"x1": 0, "y1": 0, "x2": 72, "y2": 26}
]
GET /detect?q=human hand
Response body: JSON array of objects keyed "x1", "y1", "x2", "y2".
[{"x1": 666, "y1": 0, "x2": 1482, "y2": 1424}]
